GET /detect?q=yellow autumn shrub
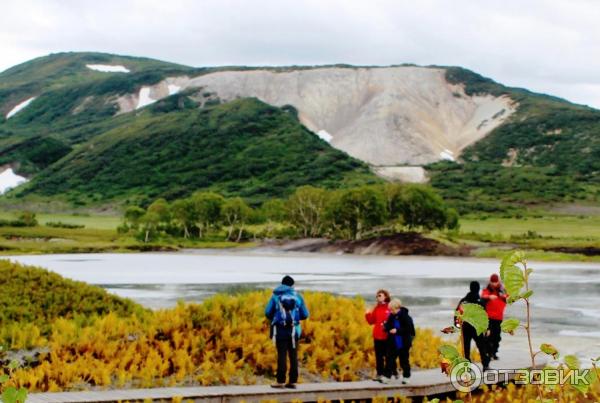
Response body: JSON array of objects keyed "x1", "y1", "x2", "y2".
[{"x1": 9, "y1": 290, "x2": 445, "y2": 391}]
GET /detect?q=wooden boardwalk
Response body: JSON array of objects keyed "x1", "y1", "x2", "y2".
[{"x1": 28, "y1": 349, "x2": 540, "y2": 403}]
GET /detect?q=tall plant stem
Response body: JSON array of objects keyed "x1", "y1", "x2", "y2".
[{"x1": 523, "y1": 261, "x2": 544, "y2": 401}]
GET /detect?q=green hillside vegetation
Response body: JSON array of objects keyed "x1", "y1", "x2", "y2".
[
  {"x1": 14, "y1": 98, "x2": 378, "y2": 205},
  {"x1": 0, "y1": 53, "x2": 196, "y2": 174},
  {"x1": 428, "y1": 68, "x2": 600, "y2": 212},
  {"x1": 0, "y1": 259, "x2": 143, "y2": 346},
  {"x1": 1, "y1": 53, "x2": 599, "y2": 212},
  {"x1": 0, "y1": 51, "x2": 192, "y2": 112}
]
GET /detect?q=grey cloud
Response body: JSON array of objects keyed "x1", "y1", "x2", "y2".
[{"x1": 1, "y1": 0, "x2": 599, "y2": 108}]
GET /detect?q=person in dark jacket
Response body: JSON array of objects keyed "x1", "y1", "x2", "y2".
[
  {"x1": 365, "y1": 289, "x2": 391, "y2": 381},
  {"x1": 481, "y1": 273, "x2": 508, "y2": 360},
  {"x1": 382, "y1": 298, "x2": 415, "y2": 384},
  {"x1": 456, "y1": 281, "x2": 490, "y2": 370},
  {"x1": 265, "y1": 275, "x2": 309, "y2": 389}
]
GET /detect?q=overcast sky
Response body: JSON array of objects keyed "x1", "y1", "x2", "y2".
[{"x1": 2, "y1": 0, "x2": 600, "y2": 108}]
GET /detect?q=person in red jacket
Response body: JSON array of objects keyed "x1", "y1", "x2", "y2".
[
  {"x1": 481, "y1": 273, "x2": 508, "y2": 360},
  {"x1": 365, "y1": 289, "x2": 391, "y2": 381}
]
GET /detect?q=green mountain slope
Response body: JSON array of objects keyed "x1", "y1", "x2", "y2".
[
  {"x1": 426, "y1": 68, "x2": 600, "y2": 211},
  {"x1": 1, "y1": 53, "x2": 598, "y2": 210},
  {"x1": 0, "y1": 53, "x2": 196, "y2": 174},
  {"x1": 0, "y1": 51, "x2": 191, "y2": 108},
  {"x1": 15, "y1": 98, "x2": 377, "y2": 205}
]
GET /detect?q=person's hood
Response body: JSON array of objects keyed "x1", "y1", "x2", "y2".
[
  {"x1": 273, "y1": 284, "x2": 295, "y2": 296},
  {"x1": 399, "y1": 306, "x2": 410, "y2": 315},
  {"x1": 470, "y1": 281, "x2": 481, "y2": 293}
]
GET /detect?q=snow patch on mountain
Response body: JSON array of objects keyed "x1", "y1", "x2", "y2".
[
  {"x1": 6, "y1": 97, "x2": 36, "y2": 119},
  {"x1": 86, "y1": 64, "x2": 130, "y2": 73},
  {"x1": 0, "y1": 168, "x2": 28, "y2": 194},
  {"x1": 136, "y1": 87, "x2": 156, "y2": 109},
  {"x1": 317, "y1": 130, "x2": 333, "y2": 142},
  {"x1": 168, "y1": 84, "x2": 181, "y2": 95},
  {"x1": 440, "y1": 149, "x2": 455, "y2": 161}
]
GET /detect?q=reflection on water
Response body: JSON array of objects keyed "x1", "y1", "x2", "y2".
[{"x1": 6, "y1": 251, "x2": 600, "y2": 361}]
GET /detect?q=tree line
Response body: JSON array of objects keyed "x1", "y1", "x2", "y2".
[{"x1": 121, "y1": 184, "x2": 459, "y2": 242}]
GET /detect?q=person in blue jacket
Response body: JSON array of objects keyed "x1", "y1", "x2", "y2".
[
  {"x1": 265, "y1": 275, "x2": 309, "y2": 389},
  {"x1": 383, "y1": 298, "x2": 415, "y2": 384}
]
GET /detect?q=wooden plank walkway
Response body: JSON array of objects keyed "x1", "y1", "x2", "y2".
[{"x1": 28, "y1": 349, "x2": 541, "y2": 403}]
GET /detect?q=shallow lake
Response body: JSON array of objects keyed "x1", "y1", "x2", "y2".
[{"x1": 7, "y1": 250, "x2": 600, "y2": 363}]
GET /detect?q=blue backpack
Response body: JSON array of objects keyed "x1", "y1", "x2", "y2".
[{"x1": 273, "y1": 293, "x2": 299, "y2": 328}]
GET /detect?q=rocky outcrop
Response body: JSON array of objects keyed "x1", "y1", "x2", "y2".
[
  {"x1": 272, "y1": 232, "x2": 471, "y2": 256},
  {"x1": 117, "y1": 66, "x2": 516, "y2": 166}
]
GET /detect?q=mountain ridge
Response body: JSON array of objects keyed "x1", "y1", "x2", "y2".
[{"x1": 0, "y1": 52, "x2": 598, "y2": 210}]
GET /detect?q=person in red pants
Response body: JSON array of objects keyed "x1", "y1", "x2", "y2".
[
  {"x1": 482, "y1": 273, "x2": 508, "y2": 360},
  {"x1": 365, "y1": 289, "x2": 391, "y2": 382}
]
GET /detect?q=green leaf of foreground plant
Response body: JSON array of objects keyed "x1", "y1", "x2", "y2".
[
  {"x1": 521, "y1": 290, "x2": 534, "y2": 299},
  {"x1": 439, "y1": 345, "x2": 460, "y2": 361},
  {"x1": 451, "y1": 356, "x2": 469, "y2": 368},
  {"x1": 500, "y1": 251, "x2": 526, "y2": 275},
  {"x1": 564, "y1": 355, "x2": 580, "y2": 370},
  {"x1": 15, "y1": 388, "x2": 27, "y2": 403},
  {"x1": 462, "y1": 303, "x2": 489, "y2": 336},
  {"x1": 0, "y1": 374, "x2": 8, "y2": 383},
  {"x1": 569, "y1": 378, "x2": 589, "y2": 395},
  {"x1": 2, "y1": 387, "x2": 18, "y2": 403},
  {"x1": 502, "y1": 263, "x2": 525, "y2": 300},
  {"x1": 540, "y1": 343, "x2": 559, "y2": 359},
  {"x1": 501, "y1": 318, "x2": 520, "y2": 334}
]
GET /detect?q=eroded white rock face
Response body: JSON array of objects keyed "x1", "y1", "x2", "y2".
[
  {"x1": 372, "y1": 166, "x2": 428, "y2": 183},
  {"x1": 0, "y1": 168, "x2": 28, "y2": 194},
  {"x1": 116, "y1": 67, "x2": 516, "y2": 165},
  {"x1": 6, "y1": 97, "x2": 36, "y2": 119},
  {"x1": 86, "y1": 64, "x2": 130, "y2": 73}
]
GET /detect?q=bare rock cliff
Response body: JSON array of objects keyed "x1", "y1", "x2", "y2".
[{"x1": 118, "y1": 66, "x2": 516, "y2": 166}]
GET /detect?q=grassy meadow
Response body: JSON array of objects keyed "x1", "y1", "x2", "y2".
[
  {"x1": 1, "y1": 208, "x2": 600, "y2": 261},
  {"x1": 0, "y1": 211, "x2": 250, "y2": 255},
  {"x1": 460, "y1": 214, "x2": 600, "y2": 239}
]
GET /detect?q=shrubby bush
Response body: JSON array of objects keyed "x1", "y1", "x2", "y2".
[{"x1": 122, "y1": 183, "x2": 458, "y2": 242}]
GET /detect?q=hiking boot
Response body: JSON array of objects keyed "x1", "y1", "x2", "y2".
[
  {"x1": 492, "y1": 354, "x2": 499, "y2": 360},
  {"x1": 285, "y1": 383, "x2": 297, "y2": 389},
  {"x1": 372, "y1": 375, "x2": 382, "y2": 382},
  {"x1": 402, "y1": 377, "x2": 410, "y2": 384},
  {"x1": 271, "y1": 383, "x2": 285, "y2": 388}
]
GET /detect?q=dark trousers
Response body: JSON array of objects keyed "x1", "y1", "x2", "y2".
[
  {"x1": 374, "y1": 339, "x2": 388, "y2": 376},
  {"x1": 276, "y1": 338, "x2": 298, "y2": 384},
  {"x1": 462, "y1": 322, "x2": 490, "y2": 368},
  {"x1": 488, "y1": 319, "x2": 502, "y2": 356},
  {"x1": 386, "y1": 345, "x2": 411, "y2": 378}
]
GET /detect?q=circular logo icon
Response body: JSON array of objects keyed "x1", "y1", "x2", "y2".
[{"x1": 450, "y1": 361, "x2": 482, "y2": 392}]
